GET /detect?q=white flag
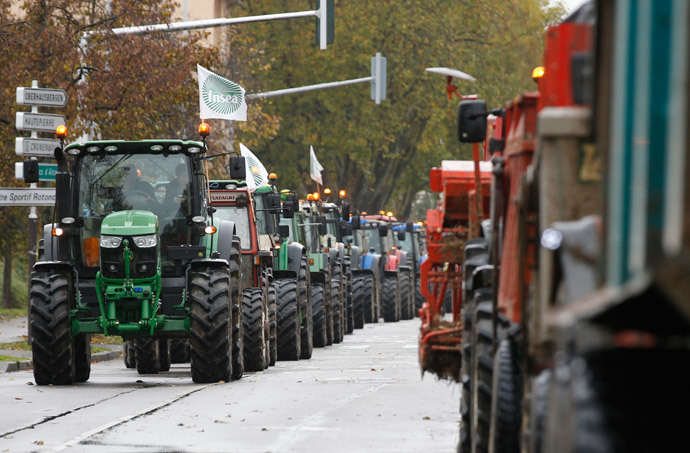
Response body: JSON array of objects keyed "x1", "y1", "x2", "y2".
[
  {"x1": 240, "y1": 143, "x2": 268, "y2": 192},
  {"x1": 310, "y1": 145, "x2": 323, "y2": 185},
  {"x1": 197, "y1": 64, "x2": 247, "y2": 121}
]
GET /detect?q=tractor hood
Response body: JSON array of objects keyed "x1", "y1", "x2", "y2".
[{"x1": 101, "y1": 210, "x2": 158, "y2": 236}]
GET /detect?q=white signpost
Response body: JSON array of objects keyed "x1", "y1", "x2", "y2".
[
  {"x1": 16, "y1": 87, "x2": 68, "y2": 108},
  {"x1": 16, "y1": 112, "x2": 66, "y2": 133},
  {"x1": 15, "y1": 137, "x2": 61, "y2": 158},
  {"x1": 0, "y1": 188, "x2": 56, "y2": 207}
]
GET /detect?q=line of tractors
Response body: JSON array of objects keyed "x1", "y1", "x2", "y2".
[
  {"x1": 419, "y1": 1, "x2": 690, "y2": 452},
  {"x1": 28, "y1": 128, "x2": 427, "y2": 386}
]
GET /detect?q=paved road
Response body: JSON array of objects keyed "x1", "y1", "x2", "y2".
[{"x1": 0, "y1": 319, "x2": 459, "y2": 452}]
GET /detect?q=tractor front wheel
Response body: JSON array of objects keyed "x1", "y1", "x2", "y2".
[
  {"x1": 30, "y1": 271, "x2": 75, "y2": 385},
  {"x1": 267, "y1": 282, "x2": 278, "y2": 366},
  {"x1": 381, "y1": 274, "x2": 400, "y2": 323},
  {"x1": 351, "y1": 275, "x2": 365, "y2": 329},
  {"x1": 299, "y1": 256, "x2": 313, "y2": 359},
  {"x1": 135, "y1": 338, "x2": 161, "y2": 374},
  {"x1": 73, "y1": 334, "x2": 91, "y2": 383},
  {"x1": 123, "y1": 340, "x2": 136, "y2": 368},
  {"x1": 276, "y1": 277, "x2": 301, "y2": 360},
  {"x1": 170, "y1": 339, "x2": 190, "y2": 363},
  {"x1": 311, "y1": 283, "x2": 327, "y2": 348},
  {"x1": 189, "y1": 266, "x2": 233, "y2": 383},
  {"x1": 242, "y1": 288, "x2": 267, "y2": 371}
]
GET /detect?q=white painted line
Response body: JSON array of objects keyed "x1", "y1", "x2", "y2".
[{"x1": 402, "y1": 344, "x2": 418, "y2": 349}]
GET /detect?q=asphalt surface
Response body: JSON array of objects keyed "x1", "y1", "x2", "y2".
[{"x1": 0, "y1": 319, "x2": 460, "y2": 453}]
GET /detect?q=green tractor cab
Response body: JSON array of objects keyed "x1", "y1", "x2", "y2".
[{"x1": 31, "y1": 137, "x2": 243, "y2": 385}]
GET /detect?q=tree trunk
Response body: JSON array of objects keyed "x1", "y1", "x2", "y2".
[{"x1": 3, "y1": 243, "x2": 12, "y2": 308}]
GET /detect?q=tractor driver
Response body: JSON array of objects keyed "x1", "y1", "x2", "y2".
[
  {"x1": 118, "y1": 167, "x2": 156, "y2": 211},
  {"x1": 163, "y1": 163, "x2": 190, "y2": 215}
]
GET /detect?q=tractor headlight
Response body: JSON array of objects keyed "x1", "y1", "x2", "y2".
[
  {"x1": 100, "y1": 235, "x2": 122, "y2": 248},
  {"x1": 133, "y1": 235, "x2": 157, "y2": 248}
]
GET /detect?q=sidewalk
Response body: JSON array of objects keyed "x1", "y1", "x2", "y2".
[{"x1": 0, "y1": 315, "x2": 29, "y2": 343}]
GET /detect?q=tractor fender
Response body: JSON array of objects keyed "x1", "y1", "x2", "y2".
[
  {"x1": 33, "y1": 260, "x2": 73, "y2": 276},
  {"x1": 337, "y1": 243, "x2": 345, "y2": 262},
  {"x1": 41, "y1": 223, "x2": 58, "y2": 261},
  {"x1": 384, "y1": 270, "x2": 398, "y2": 278},
  {"x1": 385, "y1": 253, "x2": 399, "y2": 272},
  {"x1": 310, "y1": 271, "x2": 327, "y2": 285},
  {"x1": 213, "y1": 220, "x2": 236, "y2": 261},
  {"x1": 328, "y1": 247, "x2": 339, "y2": 265},
  {"x1": 276, "y1": 242, "x2": 304, "y2": 277},
  {"x1": 352, "y1": 268, "x2": 374, "y2": 278},
  {"x1": 349, "y1": 246, "x2": 362, "y2": 270},
  {"x1": 190, "y1": 259, "x2": 230, "y2": 273}
]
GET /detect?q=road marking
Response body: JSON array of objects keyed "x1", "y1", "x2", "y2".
[
  {"x1": 402, "y1": 344, "x2": 418, "y2": 349},
  {"x1": 52, "y1": 383, "x2": 216, "y2": 452},
  {"x1": 340, "y1": 345, "x2": 369, "y2": 349}
]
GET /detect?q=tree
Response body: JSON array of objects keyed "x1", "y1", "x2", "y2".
[{"x1": 223, "y1": 0, "x2": 563, "y2": 218}]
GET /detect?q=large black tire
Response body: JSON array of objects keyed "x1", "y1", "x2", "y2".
[
  {"x1": 124, "y1": 339, "x2": 136, "y2": 368},
  {"x1": 472, "y1": 301, "x2": 494, "y2": 453},
  {"x1": 414, "y1": 278, "x2": 423, "y2": 317},
  {"x1": 30, "y1": 271, "x2": 74, "y2": 385},
  {"x1": 158, "y1": 338, "x2": 171, "y2": 372},
  {"x1": 229, "y1": 238, "x2": 244, "y2": 381},
  {"x1": 276, "y1": 277, "x2": 301, "y2": 360},
  {"x1": 312, "y1": 283, "x2": 327, "y2": 347},
  {"x1": 351, "y1": 275, "x2": 365, "y2": 329},
  {"x1": 344, "y1": 257, "x2": 354, "y2": 334},
  {"x1": 267, "y1": 282, "x2": 278, "y2": 366},
  {"x1": 381, "y1": 274, "x2": 400, "y2": 323},
  {"x1": 362, "y1": 274, "x2": 376, "y2": 323},
  {"x1": 135, "y1": 338, "x2": 160, "y2": 374},
  {"x1": 170, "y1": 339, "x2": 190, "y2": 363},
  {"x1": 489, "y1": 339, "x2": 522, "y2": 453},
  {"x1": 242, "y1": 288, "x2": 267, "y2": 371},
  {"x1": 527, "y1": 370, "x2": 551, "y2": 453},
  {"x1": 189, "y1": 266, "x2": 232, "y2": 383},
  {"x1": 399, "y1": 270, "x2": 412, "y2": 320},
  {"x1": 73, "y1": 334, "x2": 91, "y2": 383},
  {"x1": 299, "y1": 256, "x2": 314, "y2": 359},
  {"x1": 330, "y1": 278, "x2": 344, "y2": 343}
]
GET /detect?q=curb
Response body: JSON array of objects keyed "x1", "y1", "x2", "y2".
[{"x1": 1, "y1": 350, "x2": 121, "y2": 373}]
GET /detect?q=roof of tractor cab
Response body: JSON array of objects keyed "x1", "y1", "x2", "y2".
[
  {"x1": 64, "y1": 139, "x2": 206, "y2": 157},
  {"x1": 209, "y1": 180, "x2": 249, "y2": 190}
]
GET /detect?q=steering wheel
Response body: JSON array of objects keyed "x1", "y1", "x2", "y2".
[{"x1": 125, "y1": 190, "x2": 159, "y2": 211}]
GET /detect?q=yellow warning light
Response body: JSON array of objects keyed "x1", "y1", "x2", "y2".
[
  {"x1": 361, "y1": 211, "x2": 367, "y2": 215},
  {"x1": 199, "y1": 122, "x2": 211, "y2": 137},
  {"x1": 204, "y1": 225, "x2": 217, "y2": 235},
  {"x1": 307, "y1": 194, "x2": 314, "y2": 201},
  {"x1": 379, "y1": 210, "x2": 385, "y2": 215},
  {"x1": 339, "y1": 189, "x2": 346, "y2": 198},
  {"x1": 386, "y1": 211, "x2": 393, "y2": 217},
  {"x1": 269, "y1": 172, "x2": 277, "y2": 180},
  {"x1": 532, "y1": 66, "x2": 545, "y2": 81},
  {"x1": 324, "y1": 188, "x2": 332, "y2": 195},
  {"x1": 313, "y1": 192, "x2": 320, "y2": 201},
  {"x1": 56, "y1": 125, "x2": 67, "y2": 139}
]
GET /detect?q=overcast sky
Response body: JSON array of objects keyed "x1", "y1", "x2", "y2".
[{"x1": 553, "y1": 0, "x2": 589, "y2": 13}]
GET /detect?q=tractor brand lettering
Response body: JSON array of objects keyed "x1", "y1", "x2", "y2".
[
  {"x1": 210, "y1": 192, "x2": 238, "y2": 202},
  {"x1": 201, "y1": 74, "x2": 244, "y2": 115}
]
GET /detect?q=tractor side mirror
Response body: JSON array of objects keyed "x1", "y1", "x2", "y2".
[
  {"x1": 267, "y1": 193, "x2": 282, "y2": 210},
  {"x1": 405, "y1": 221, "x2": 414, "y2": 233},
  {"x1": 397, "y1": 230, "x2": 406, "y2": 241},
  {"x1": 458, "y1": 100, "x2": 487, "y2": 143},
  {"x1": 341, "y1": 202, "x2": 350, "y2": 220},
  {"x1": 229, "y1": 155, "x2": 246, "y2": 180},
  {"x1": 282, "y1": 200, "x2": 295, "y2": 218},
  {"x1": 279, "y1": 224, "x2": 290, "y2": 238},
  {"x1": 352, "y1": 214, "x2": 361, "y2": 230},
  {"x1": 379, "y1": 226, "x2": 388, "y2": 237},
  {"x1": 317, "y1": 215, "x2": 327, "y2": 235}
]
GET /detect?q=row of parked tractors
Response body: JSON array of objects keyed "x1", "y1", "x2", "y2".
[
  {"x1": 28, "y1": 132, "x2": 427, "y2": 385},
  {"x1": 419, "y1": 1, "x2": 690, "y2": 452}
]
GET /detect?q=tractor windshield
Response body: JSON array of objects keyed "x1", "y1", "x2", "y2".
[
  {"x1": 214, "y1": 205, "x2": 252, "y2": 251},
  {"x1": 362, "y1": 228, "x2": 382, "y2": 253},
  {"x1": 396, "y1": 234, "x2": 415, "y2": 254},
  {"x1": 77, "y1": 153, "x2": 197, "y2": 268}
]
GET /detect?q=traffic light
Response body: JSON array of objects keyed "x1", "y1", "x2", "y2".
[
  {"x1": 315, "y1": 0, "x2": 334, "y2": 49},
  {"x1": 23, "y1": 160, "x2": 39, "y2": 183}
]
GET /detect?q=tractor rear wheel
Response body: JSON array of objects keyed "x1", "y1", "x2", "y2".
[
  {"x1": 135, "y1": 338, "x2": 160, "y2": 375},
  {"x1": 242, "y1": 288, "x2": 267, "y2": 371},
  {"x1": 399, "y1": 270, "x2": 412, "y2": 320},
  {"x1": 472, "y1": 301, "x2": 495, "y2": 453},
  {"x1": 276, "y1": 277, "x2": 301, "y2": 360},
  {"x1": 312, "y1": 283, "x2": 327, "y2": 347},
  {"x1": 123, "y1": 339, "x2": 136, "y2": 368},
  {"x1": 325, "y1": 280, "x2": 334, "y2": 346},
  {"x1": 158, "y1": 338, "x2": 171, "y2": 372},
  {"x1": 489, "y1": 338, "x2": 522, "y2": 453},
  {"x1": 414, "y1": 278, "x2": 423, "y2": 317},
  {"x1": 344, "y1": 257, "x2": 354, "y2": 334},
  {"x1": 351, "y1": 275, "x2": 365, "y2": 329},
  {"x1": 267, "y1": 282, "x2": 278, "y2": 366},
  {"x1": 381, "y1": 274, "x2": 400, "y2": 323},
  {"x1": 229, "y1": 237, "x2": 244, "y2": 380},
  {"x1": 73, "y1": 334, "x2": 91, "y2": 383},
  {"x1": 170, "y1": 339, "x2": 189, "y2": 363},
  {"x1": 299, "y1": 256, "x2": 313, "y2": 359},
  {"x1": 189, "y1": 266, "x2": 232, "y2": 383},
  {"x1": 362, "y1": 274, "x2": 376, "y2": 323},
  {"x1": 330, "y1": 279, "x2": 344, "y2": 343}
]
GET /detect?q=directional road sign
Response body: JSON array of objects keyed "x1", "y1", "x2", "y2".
[
  {"x1": 0, "y1": 187, "x2": 56, "y2": 206},
  {"x1": 16, "y1": 112, "x2": 66, "y2": 133},
  {"x1": 16, "y1": 87, "x2": 68, "y2": 108},
  {"x1": 15, "y1": 162, "x2": 58, "y2": 181},
  {"x1": 15, "y1": 137, "x2": 61, "y2": 158}
]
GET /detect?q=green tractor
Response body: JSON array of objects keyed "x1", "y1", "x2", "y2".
[
  {"x1": 252, "y1": 186, "x2": 312, "y2": 360},
  {"x1": 31, "y1": 130, "x2": 245, "y2": 384}
]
